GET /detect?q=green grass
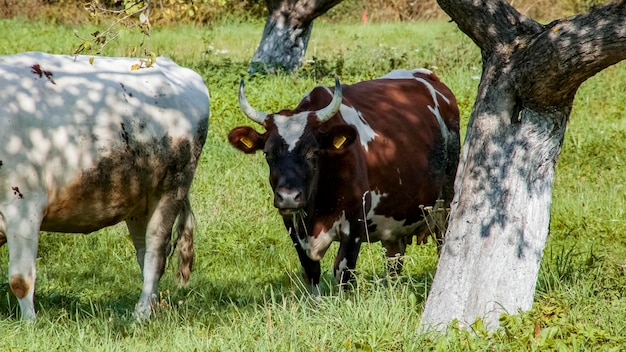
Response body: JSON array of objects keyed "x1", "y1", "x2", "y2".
[{"x1": 0, "y1": 17, "x2": 625, "y2": 351}]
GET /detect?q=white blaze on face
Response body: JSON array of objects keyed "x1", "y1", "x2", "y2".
[
  {"x1": 302, "y1": 211, "x2": 349, "y2": 261},
  {"x1": 380, "y1": 69, "x2": 451, "y2": 143},
  {"x1": 320, "y1": 87, "x2": 378, "y2": 151},
  {"x1": 274, "y1": 112, "x2": 309, "y2": 152},
  {"x1": 367, "y1": 190, "x2": 422, "y2": 241}
]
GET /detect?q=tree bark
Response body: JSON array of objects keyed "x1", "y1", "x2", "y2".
[
  {"x1": 421, "y1": 0, "x2": 626, "y2": 331},
  {"x1": 248, "y1": 0, "x2": 343, "y2": 74}
]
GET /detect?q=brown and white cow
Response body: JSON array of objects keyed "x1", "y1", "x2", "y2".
[
  {"x1": 0, "y1": 52, "x2": 210, "y2": 320},
  {"x1": 228, "y1": 69, "x2": 460, "y2": 291}
]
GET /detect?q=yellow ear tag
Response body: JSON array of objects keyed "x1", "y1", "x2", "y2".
[
  {"x1": 240, "y1": 137, "x2": 253, "y2": 149},
  {"x1": 333, "y1": 135, "x2": 347, "y2": 149}
]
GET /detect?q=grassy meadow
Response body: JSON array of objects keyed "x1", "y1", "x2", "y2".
[{"x1": 0, "y1": 16, "x2": 625, "y2": 351}]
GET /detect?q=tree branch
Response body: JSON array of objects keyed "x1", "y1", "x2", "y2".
[
  {"x1": 267, "y1": 0, "x2": 343, "y2": 25},
  {"x1": 516, "y1": 0, "x2": 626, "y2": 108},
  {"x1": 437, "y1": 0, "x2": 543, "y2": 55},
  {"x1": 441, "y1": 0, "x2": 626, "y2": 109}
]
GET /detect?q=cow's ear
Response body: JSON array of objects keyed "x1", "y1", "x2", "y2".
[
  {"x1": 228, "y1": 126, "x2": 265, "y2": 154},
  {"x1": 319, "y1": 125, "x2": 357, "y2": 152}
]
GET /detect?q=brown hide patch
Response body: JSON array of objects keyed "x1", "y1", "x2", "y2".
[
  {"x1": 10, "y1": 275, "x2": 30, "y2": 299},
  {"x1": 314, "y1": 150, "x2": 369, "y2": 230},
  {"x1": 339, "y1": 78, "x2": 458, "y2": 224},
  {"x1": 41, "y1": 136, "x2": 197, "y2": 234}
]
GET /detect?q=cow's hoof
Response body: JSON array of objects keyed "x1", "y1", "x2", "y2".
[{"x1": 133, "y1": 301, "x2": 154, "y2": 322}]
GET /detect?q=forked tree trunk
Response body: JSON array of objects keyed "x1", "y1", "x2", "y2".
[
  {"x1": 421, "y1": 0, "x2": 626, "y2": 331},
  {"x1": 248, "y1": 0, "x2": 343, "y2": 74}
]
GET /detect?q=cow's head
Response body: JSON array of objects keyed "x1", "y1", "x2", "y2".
[{"x1": 228, "y1": 78, "x2": 358, "y2": 222}]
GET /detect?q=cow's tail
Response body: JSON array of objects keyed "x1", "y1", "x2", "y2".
[{"x1": 173, "y1": 195, "x2": 195, "y2": 286}]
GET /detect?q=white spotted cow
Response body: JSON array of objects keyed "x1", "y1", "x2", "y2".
[
  {"x1": 0, "y1": 52, "x2": 210, "y2": 320},
  {"x1": 229, "y1": 69, "x2": 460, "y2": 291}
]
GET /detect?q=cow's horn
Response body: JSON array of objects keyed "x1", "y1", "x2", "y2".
[
  {"x1": 316, "y1": 76, "x2": 343, "y2": 123},
  {"x1": 239, "y1": 79, "x2": 267, "y2": 125}
]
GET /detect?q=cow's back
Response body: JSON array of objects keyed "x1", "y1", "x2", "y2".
[
  {"x1": 0, "y1": 52, "x2": 210, "y2": 233},
  {"x1": 336, "y1": 69, "x2": 460, "y2": 241}
]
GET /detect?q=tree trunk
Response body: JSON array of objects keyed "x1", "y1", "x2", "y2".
[
  {"x1": 421, "y1": 0, "x2": 626, "y2": 331},
  {"x1": 248, "y1": 0, "x2": 343, "y2": 74}
]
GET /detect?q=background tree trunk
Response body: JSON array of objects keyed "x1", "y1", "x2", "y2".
[
  {"x1": 248, "y1": 0, "x2": 343, "y2": 74},
  {"x1": 420, "y1": 0, "x2": 626, "y2": 331}
]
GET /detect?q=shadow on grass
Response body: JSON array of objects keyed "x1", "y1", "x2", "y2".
[{"x1": 0, "y1": 236, "x2": 438, "y2": 332}]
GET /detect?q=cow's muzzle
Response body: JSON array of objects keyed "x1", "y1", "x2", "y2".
[{"x1": 275, "y1": 188, "x2": 305, "y2": 214}]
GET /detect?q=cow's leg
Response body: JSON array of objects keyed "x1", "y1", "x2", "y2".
[
  {"x1": 334, "y1": 234, "x2": 362, "y2": 287},
  {"x1": 288, "y1": 229, "x2": 321, "y2": 295},
  {"x1": 126, "y1": 214, "x2": 150, "y2": 275},
  {"x1": 3, "y1": 203, "x2": 42, "y2": 320},
  {"x1": 126, "y1": 195, "x2": 178, "y2": 320},
  {"x1": 381, "y1": 238, "x2": 407, "y2": 277}
]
